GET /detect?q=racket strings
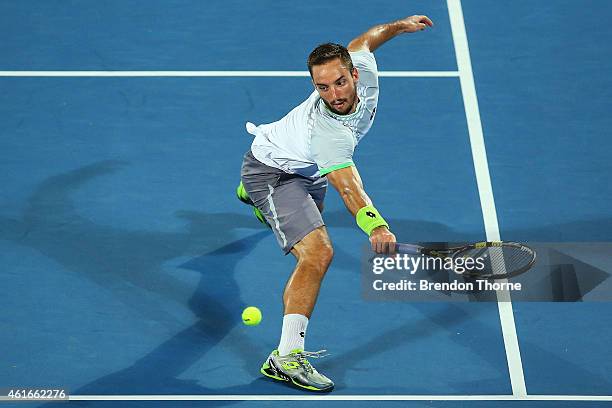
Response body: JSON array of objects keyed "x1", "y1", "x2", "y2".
[{"x1": 460, "y1": 245, "x2": 534, "y2": 277}]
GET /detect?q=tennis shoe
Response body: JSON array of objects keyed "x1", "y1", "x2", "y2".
[
  {"x1": 236, "y1": 181, "x2": 253, "y2": 205},
  {"x1": 236, "y1": 181, "x2": 270, "y2": 228},
  {"x1": 260, "y1": 349, "x2": 333, "y2": 392}
]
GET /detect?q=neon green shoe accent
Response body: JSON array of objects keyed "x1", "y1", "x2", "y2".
[
  {"x1": 253, "y1": 207, "x2": 271, "y2": 229},
  {"x1": 237, "y1": 181, "x2": 271, "y2": 228},
  {"x1": 281, "y1": 361, "x2": 300, "y2": 370},
  {"x1": 260, "y1": 350, "x2": 287, "y2": 382},
  {"x1": 236, "y1": 181, "x2": 252, "y2": 205},
  {"x1": 260, "y1": 368, "x2": 287, "y2": 382}
]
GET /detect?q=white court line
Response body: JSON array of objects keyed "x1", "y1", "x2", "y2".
[
  {"x1": 57, "y1": 395, "x2": 612, "y2": 401},
  {"x1": 3, "y1": 395, "x2": 612, "y2": 402},
  {"x1": 447, "y1": 0, "x2": 528, "y2": 397},
  {"x1": 0, "y1": 70, "x2": 458, "y2": 77}
]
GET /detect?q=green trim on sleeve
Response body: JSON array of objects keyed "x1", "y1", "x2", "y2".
[{"x1": 319, "y1": 161, "x2": 354, "y2": 176}]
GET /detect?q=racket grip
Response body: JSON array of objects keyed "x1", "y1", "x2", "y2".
[{"x1": 395, "y1": 243, "x2": 422, "y2": 255}]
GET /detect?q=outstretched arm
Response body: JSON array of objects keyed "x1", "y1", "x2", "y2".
[
  {"x1": 326, "y1": 166, "x2": 396, "y2": 254},
  {"x1": 348, "y1": 15, "x2": 434, "y2": 53}
]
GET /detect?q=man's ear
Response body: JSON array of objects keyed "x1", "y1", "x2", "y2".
[{"x1": 352, "y1": 67, "x2": 359, "y2": 82}]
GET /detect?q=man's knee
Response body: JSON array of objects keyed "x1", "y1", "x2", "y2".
[
  {"x1": 293, "y1": 227, "x2": 334, "y2": 270},
  {"x1": 310, "y1": 236, "x2": 333, "y2": 268}
]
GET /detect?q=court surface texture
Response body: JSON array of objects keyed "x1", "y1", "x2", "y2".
[{"x1": 1, "y1": 1, "x2": 612, "y2": 407}]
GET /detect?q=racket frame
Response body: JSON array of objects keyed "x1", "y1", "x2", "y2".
[{"x1": 394, "y1": 241, "x2": 536, "y2": 280}]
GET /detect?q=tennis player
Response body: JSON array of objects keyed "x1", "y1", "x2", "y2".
[{"x1": 237, "y1": 14, "x2": 433, "y2": 392}]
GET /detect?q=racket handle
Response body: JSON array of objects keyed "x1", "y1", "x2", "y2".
[{"x1": 395, "y1": 243, "x2": 423, "y2": 255}]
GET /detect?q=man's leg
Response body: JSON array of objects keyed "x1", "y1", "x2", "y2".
[
  {"x1": 261, "y1": 226, "x2": 335, "y2": 392},
  {"x1": 274, "y1": 227, "x2": 332, "y2": 357},
  {"x1": 285, "y1": 226, "x2": 333, "y2": 317},
  {"x1": 276, "y1": 176, "x2": 329, "y2": 353},
  {"x1": 241, "y1": 171, "x2": 333, "y2": 391}
]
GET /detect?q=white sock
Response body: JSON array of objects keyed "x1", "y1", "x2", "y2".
[{"x1": 278, "y1": 314, "x2": 308, "y2": 356}]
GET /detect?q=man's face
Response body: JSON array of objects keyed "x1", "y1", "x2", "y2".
[{"x1": 311, "y1": 58, "x2": 359, "y2": 115}]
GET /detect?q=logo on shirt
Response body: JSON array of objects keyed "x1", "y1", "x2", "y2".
[{"x1": 370, "y1": 107, "x2": 377, "y2": 121}]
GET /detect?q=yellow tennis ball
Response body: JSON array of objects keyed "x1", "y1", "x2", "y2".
[{"x1": 242, "y1": 306, "x2": 262, "y2": 326}]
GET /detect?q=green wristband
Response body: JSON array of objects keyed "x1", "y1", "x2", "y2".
[{"x1": 356, "y1": 205, "x2": 389, "y2": 236}]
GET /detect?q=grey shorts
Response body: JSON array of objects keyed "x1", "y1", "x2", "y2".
[{"x1": 240, "y1": 150, "x2": 327, "y2": 254}]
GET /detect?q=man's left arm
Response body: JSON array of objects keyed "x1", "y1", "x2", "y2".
[{"x1": 348, "y1": 15, "x2": 434, "y2": 53}]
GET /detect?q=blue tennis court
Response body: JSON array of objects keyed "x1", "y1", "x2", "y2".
[{"x1": 1, "y1": 0, "x2": 611, "y2": 407}]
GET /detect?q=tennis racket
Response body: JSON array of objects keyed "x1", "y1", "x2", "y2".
[{"x1": 394, "y1": 241, "x2": 536, "y2": 280}]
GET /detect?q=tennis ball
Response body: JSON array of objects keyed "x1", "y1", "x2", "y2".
[{"x1": 242, "y1": 306, "x2": 262, "y2": 326}]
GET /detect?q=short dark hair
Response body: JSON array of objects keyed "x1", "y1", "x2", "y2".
[{"x1": 307, "y1": 43, "x2": 354, "y2": 76}]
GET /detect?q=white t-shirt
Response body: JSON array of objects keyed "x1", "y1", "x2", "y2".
[{"x1": 248, "y1": 50, "x2": 379, "y2": 178}]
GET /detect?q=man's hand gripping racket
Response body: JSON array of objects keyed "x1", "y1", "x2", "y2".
[{"x1": 370, "y1": 226, "x2": 397, "y2": 254}]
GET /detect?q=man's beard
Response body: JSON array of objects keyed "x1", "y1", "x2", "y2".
[{"x1": 323, "y1": 93, "x2": 357, "y2": 115}]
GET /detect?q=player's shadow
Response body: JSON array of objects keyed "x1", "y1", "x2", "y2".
[
  {"x1": 3, "y1": 161, "x2": 491, "y2": 400},
  {"x1": 5, "y1": 162, "x2": 612, "y2": 399},
  {"x1": 0, "y1": 160, "x2": 278, "y2": 401}
]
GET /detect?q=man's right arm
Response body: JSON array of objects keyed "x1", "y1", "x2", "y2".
[
  {"x1": 347, "y1": 15, "x2": 433, "y2": 53},
  {"x1": 326, "y1": 166, "x2": 396, "y2": 253}
]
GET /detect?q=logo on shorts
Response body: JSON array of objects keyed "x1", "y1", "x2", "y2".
[
  {"x1": 299, "y1": 331, "x2": 305, "y2": 338},
  {"x1": 366, "y1": 211, "x2": 376, "y2": 218}
]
